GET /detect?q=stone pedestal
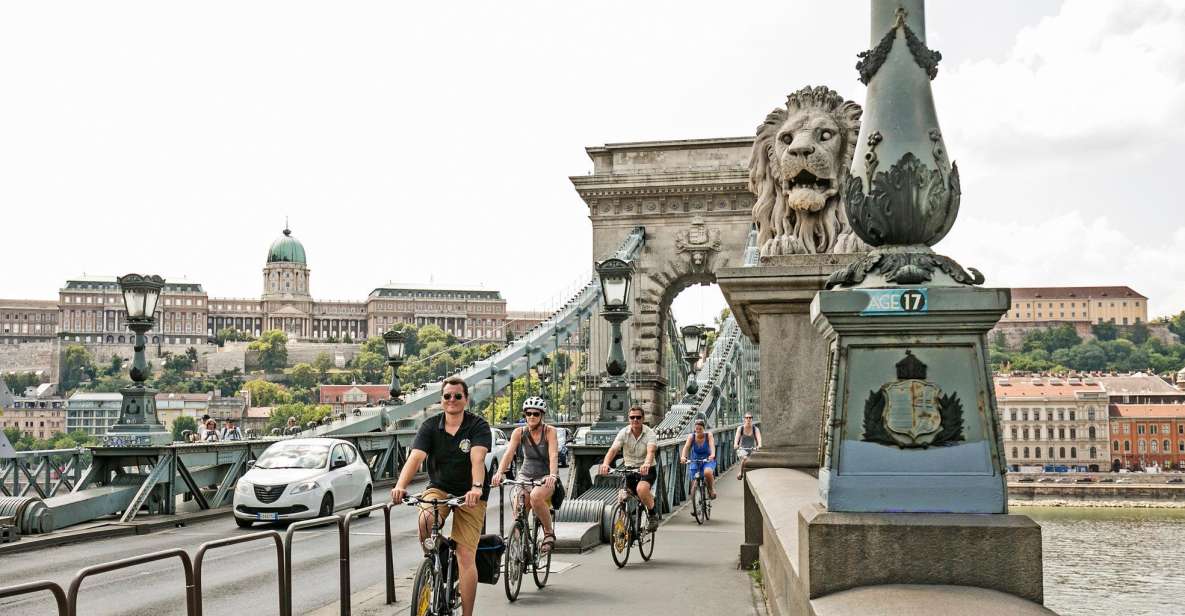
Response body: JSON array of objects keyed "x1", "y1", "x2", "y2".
[
  {"x1": 718, "y1": 253, "x2": 859, "y2": 566},
  {"x1": 717, "y1": 253, "x2": 859, "y2": 469},
  {"x1": 797, "y1": 502, "x2": 1044, "y2": 604}
]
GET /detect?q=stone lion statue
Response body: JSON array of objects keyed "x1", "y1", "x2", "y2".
[{"x1": 750, "y1": 86, "x2": 867, "y2": 256}]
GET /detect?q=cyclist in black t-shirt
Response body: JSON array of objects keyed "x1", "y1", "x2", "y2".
[{"x1": 392, "y1": 376, "x2": 491, "y2": 616}]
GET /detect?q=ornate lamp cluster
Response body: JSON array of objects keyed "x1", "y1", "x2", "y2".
[
  {"x1": 382, "y1": 328, "x2": 406, "y2": 400},
  {"x1": 596, "y1": 257, "x2": 634, "y2": 422}
]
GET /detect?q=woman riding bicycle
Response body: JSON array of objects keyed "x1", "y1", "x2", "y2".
[
  {"x1": 680, "y1": 418, "x2": 717, "y2": 499},
  {"x1": 492, "y1": 396, "x2": 560, "y2": 555}
]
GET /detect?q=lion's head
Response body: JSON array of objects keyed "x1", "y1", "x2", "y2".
[{"x1": 750, "y1": 86, "x2": 865, "y2": 256}]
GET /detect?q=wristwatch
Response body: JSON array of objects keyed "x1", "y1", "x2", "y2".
[{"x1": 472, "y1": 483, "x2": 483, "y2": 488}]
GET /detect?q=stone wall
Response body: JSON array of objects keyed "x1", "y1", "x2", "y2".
[{"x1": 0, "y1": 341, "x2": 57, "y2": 380}]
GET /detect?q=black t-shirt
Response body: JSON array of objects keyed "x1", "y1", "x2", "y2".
[{"x1": 411, "y1": 411, "x2": 493, "y2": 501}]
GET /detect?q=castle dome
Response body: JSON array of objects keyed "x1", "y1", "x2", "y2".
[{"x1": 267, "y1": 227, "x2": 307, "y2": 265}]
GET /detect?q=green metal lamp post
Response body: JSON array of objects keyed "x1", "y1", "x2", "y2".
[
  {"x1": 596, "y1": 257, "x2": 634, "y2": 424},
  {"x1": 568, "y1": 382, "x2": 577, "y2": 423},
  {"x1": 382, "y1": 329, "x2": 406, "y2": 401},
  {"x1": 105, "y1": 274, "x2": 171, "y2": 446},
  {"x1": 536, "y1": 356, "x2": 552, "y2": 411},
  {"x1": 680, "y1": 324, "x2": 705, "y2": 400}
]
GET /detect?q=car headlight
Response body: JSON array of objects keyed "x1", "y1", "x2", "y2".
[
  {"x1": 289, "y1": 480, "x2": 320, "y2": 495},
  {"x1": 235, "y1": 480, "x2": 253, "y2": 494}
]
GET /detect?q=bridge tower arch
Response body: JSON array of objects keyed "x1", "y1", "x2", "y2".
[{"x1": 571, "y1": 138, "x2": 756, "y2": 423}]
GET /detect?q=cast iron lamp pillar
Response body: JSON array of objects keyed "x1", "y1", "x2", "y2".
[
  {"x1": 382, "y1": 329, "x2": 406, "y2": 401},
  {"x1": 596, "y1": 257, "x2": 634, "y2": 424},
  {"x1": 680, "y1": 324, "x2": 705, "y2": 401},
  {"x1": 106, "y1": 274, "x2": 171, "y2": 446}
]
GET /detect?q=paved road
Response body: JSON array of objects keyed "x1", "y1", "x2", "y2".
[{"x1": 0, "y1": 480, "x2": 514, "y2": 616}]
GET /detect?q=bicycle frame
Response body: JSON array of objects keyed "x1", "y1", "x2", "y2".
[{"x1": 403, "y1": 495, "x2": 464, "y2": 615}]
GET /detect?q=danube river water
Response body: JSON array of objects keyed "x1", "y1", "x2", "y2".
[{"x1": 1015, "y1": 505, "x2": 1185, "y2": 615}]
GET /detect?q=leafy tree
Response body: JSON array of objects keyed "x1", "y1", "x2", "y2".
[
  {"x1": 102, "y1": 355, "x2": 125, "y2": 377},
  {"x1": 1164, "y1": 311, "x2": 1185, "y2": 341},
  {"x1": 1123, "y1": 321, "x2": 1150, "y2": 345},
  {"x1": 289, "y1": 363, "x2": 318, "y2": 390},
  {"x1": 417, "y1": 325, "x2": 451, "y2": 349},
  {"x1": 249, "y1": 330, "x2": 289, "y2": 371},
  {"x1": 3, "y1": 372, "x2": 43, "y2": 395},
  {"x1": 211, "y1": 369, "x2": 244, "y2": 397},
  {"x1": 354, "y1": 351, "x2": 387, "y2": 383},
  {"x1": 239, "y1": 379, "x2": 293, "y2": 407},
  {"x1": 216, "y1": 327, "x2": 254, "y2": 345},
  {"x1": 1091, "y1": 321, "x2": 1119, "y2": 342},
  {"x1": 61, "y1": 344, "x2": 98, "y2": 390},
  {"x1": 313, "y1": 352, "x2": 334, "y2": 381},
  {"x1": 172, "y1": 416, "x2": 199, "y2": 442}
]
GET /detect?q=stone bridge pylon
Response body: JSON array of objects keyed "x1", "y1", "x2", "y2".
[{"x1": 571, "y1": 138, "x2": 756, "y2": 423}]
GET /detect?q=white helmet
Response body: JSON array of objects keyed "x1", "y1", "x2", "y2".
[{"x1": 522, "y1": 396, "x2": 548, "y2": 413}]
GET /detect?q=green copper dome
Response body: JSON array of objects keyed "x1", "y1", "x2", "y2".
[{"x1": 267, "y1": 227, "x2": 307, "y2": 264}]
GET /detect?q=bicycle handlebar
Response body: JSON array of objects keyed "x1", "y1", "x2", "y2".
[
  {"x1": 402, "y1": 495, "x2": 467, "y2": 507},
  {"x1": 501, "y1": 478, "x2": 547, "y2": 487}
]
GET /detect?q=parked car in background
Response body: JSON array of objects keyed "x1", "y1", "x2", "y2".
[
  {"x1": 487, "y1": 426, "x2": 509, "y2": 476},
  {"x1": 233, "y1": 438, "x2": 372, "y2": 528}
]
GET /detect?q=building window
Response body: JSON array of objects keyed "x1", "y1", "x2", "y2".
[
  {"x1": 1124, "y1": 424, "x2": 1130, "y2": 434},
  {"x1": 1023, "y1": 447, "x2": 1030, "y2": 458},
  {"x1": 1151, "y1": 440, "x2": 1159, "y2": 453},
  {"x1": 1011, "y1": 428, "x2": 1018, "y2": 441},
  {"x1": 1070, "y1": 428, "x2": 1077, "y2": 439},
  {"x1": 1012, "y1": 447, "x2": 1018, "y2": 459},
  {"x1": 1164, "y1": 440, "x2": 1171, "y2": 452},
  {"x1": 1138, "y1": 424, "x2": 1145, "y2": 435},
  {"x1": 1070, "y1": 447, "x2": 1077, "y2": 458},
  {"x1": 1059, "y1": 447, "x2": 1066, "y2": 459},
  {"x1": 1151, "y1": 425, "x2": 1158, "y2": 435},
  {"x1": 1113, "y1": 440, "x2": 1119, "y2": 451},
  {"x1": 1138, "y1": 440, "x2": 1146, "y2": 452},
  {"x1": 1124, "y1": 440, "x2": 1131, "y2": 451},
  {"x1": 1035, "y1": 446, "x2": 1043, "y2": 458}
]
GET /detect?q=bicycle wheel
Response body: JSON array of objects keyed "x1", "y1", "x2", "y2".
[
  {"x1": 701, "y1": 479, "x2": 711, "y2": 522},
  {"x1": 610, "y1": 502, "x2": 632, "y2": 568},
  {"x1": 410, "y1": 558, "x2": 436, "y2": 616},
  {"x1": 637, "y1": 507, "x2": 656, "y2": 561},
  {"x1": 532, "y1": 517, "x2": 552, "y2": 588},
  {"x1": 503, "y1": 520, "x2": 524, "y2": 601},
  {"x1": 690, "y1": 478, "x2": 703, "y2": 525}
]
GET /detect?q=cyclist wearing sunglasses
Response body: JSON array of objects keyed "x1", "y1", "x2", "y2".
[
  {"x1": 599, "y1": 405, "x2": 660, "y2": 532},
  {"x1": 492, "y1": 396, "x2": 560, "y2": 555},
  {"x1": 391, "y1": 376, "x2": 491, "y2": 616}
]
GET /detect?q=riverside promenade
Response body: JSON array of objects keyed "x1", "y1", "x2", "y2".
[{"x1": 320, "y1": 464, "x2": 764, "y2": 615}]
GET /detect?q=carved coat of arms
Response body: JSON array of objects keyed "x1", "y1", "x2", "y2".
[
  {"x1": 674, "y1": 215, "x2": 721, "y2": 273},
  {"x1": 862, "y1": 351, "x2": 964, "y2": 448}
]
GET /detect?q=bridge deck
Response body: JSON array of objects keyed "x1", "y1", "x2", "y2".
[{"x1": 323, "y1": 463, "x2": 762, "y2": 616}]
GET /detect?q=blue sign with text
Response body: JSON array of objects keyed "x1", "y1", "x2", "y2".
[{"x1": 859, "y1": 288, "x2": 928, "y2": 315}]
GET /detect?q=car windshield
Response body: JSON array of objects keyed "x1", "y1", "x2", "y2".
[{"x1": 255, "y1": 443, "x2": 330, "y2": 469}]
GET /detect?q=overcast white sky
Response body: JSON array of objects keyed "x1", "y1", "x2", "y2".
[{"x1": 2, "y1": 1, "x2": 1182, "y2": 328}]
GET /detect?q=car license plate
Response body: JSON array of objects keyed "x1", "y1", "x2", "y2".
[{"x1": 256, "y1": 512, "x2": 278, "y2": 521}]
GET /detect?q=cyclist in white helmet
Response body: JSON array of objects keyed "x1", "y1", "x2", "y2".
[{"x1": 492, "y1": 396, "x2": 560, "y2": 555}]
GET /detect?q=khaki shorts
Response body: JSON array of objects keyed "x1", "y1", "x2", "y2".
[{"x1": 417, "y1": 487, "x2": 487, "y2": 550}]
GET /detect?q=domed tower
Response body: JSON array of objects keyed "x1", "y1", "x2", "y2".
[{"x1": 262, "y1": 225, "x2": 313, "y2": 338}]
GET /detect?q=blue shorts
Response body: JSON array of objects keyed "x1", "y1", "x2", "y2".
[{"x1": 687, "y1": 460, "x2": 716, "y2": 480}]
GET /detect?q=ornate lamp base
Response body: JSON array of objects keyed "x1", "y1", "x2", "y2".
[
  {"x1": 811, "y1": 285, "x2": 1010, "y2": 513},
  {"x1": 105, "y1": 385, "x2": 172, "y2": 447}
]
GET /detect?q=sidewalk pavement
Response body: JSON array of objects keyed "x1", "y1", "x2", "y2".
[{"x1": 324, "y1": 463, "x2": 766, "y2": 615}]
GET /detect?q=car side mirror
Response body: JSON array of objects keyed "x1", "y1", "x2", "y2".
[
  {"x1": 497, "y1": 438, "x2": 507, "y2": 446},
  {"x1": 246, "y1": 460, "x2": 255, "y2": 469},
  {"x1": 332, "y1": 458, "x2": 348, "y2": 470}
]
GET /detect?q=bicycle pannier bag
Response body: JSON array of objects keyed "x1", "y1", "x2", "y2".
[{"x1": 475, "y1": 533, "x2": 505, "y2": 584}]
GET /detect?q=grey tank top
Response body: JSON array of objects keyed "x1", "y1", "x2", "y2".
[
  {"x1": 738, "y1": 426, "x2": 757, "y2": 449},
  {"x1": 518, "y1": 426, "x2": 550, "y2": 479}
]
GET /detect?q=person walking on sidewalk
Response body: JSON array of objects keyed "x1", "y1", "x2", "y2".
[
  {"x1": 735, "y1": 414, "x2": 762, "y2": 480},
  {"x1": 391, "y1": 376, "x2": 491, "y2": 616},
  {"x1": 681, "y1": 418, "x2": 717, "y2": 499},
  {"x1": 599, "y1": 405, "x2": 660, "y2": 532},
  {"x1": 492, "y1": 396, "x2": 560, "y2": 555}
]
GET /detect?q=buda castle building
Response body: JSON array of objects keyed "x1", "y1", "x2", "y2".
[{"x1": 1, "y1": 227, "x2": 512, "y2": 351}]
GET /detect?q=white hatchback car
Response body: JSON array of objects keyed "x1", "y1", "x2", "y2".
[{"x1": 233, "y1": 438, "x2": 373, "y2": 528}]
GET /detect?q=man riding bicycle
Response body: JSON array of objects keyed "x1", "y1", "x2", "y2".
[
  {"x1": 680, "y1": 418, "x2": 716, "y2": 499},
  {"x1": 391, "y1": 376, "x2": 491, "y2": 616},
  {"x1": 492, "y1": 396, "x2": 560, "y2": 555},
  {"x1": 734, "y1": 413, "x2": 762, "y2": 480},
  {"x1": 599, "y1": 405, "x2": 660, "y2": 532}
]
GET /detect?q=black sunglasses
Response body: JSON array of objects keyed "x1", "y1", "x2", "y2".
[
  {"x1": 524, "y1": 410, "x2": 542, "y2": 417},
  {"x1": 628, "y1": 415, "x2": 643, "y2": 421},
  {"x1": 744, "y1": 416, "x2": 753, "y2": 419},
  {"x1": 442, "y1": 393, "x2": 466, "y2": 401}
]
